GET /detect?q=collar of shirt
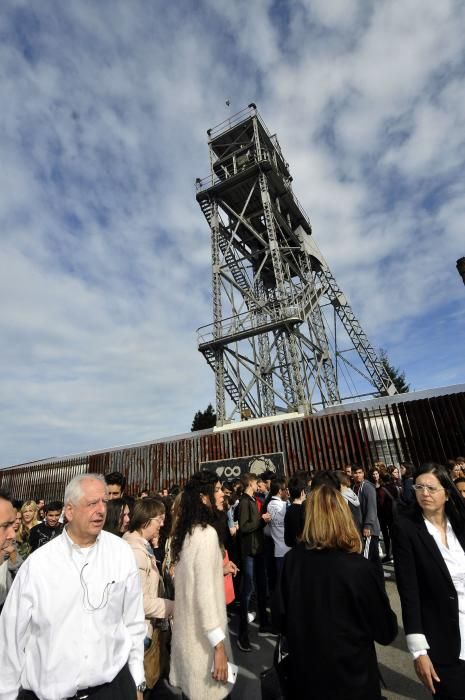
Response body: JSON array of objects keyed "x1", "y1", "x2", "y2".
[
  {"x1": 143, "y1": 539, "x2": 154, "y2": 558},
  {"x1": 63, "y1": 526, "x2": 99, "y2": 567},
  {"x1": 62, "y1": 525, "x2": 101, "y2": 552}
]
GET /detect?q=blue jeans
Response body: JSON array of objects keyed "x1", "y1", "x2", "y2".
[{"x1": 239, "y1": 552, "x2": 268, "y2": 637}]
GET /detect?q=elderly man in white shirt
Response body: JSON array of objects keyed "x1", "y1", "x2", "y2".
[{"x1": 0, "y1": 474, "x2": 146, "y2": 700}]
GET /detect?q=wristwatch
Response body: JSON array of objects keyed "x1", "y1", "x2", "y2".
[{"x1": 137, "y1": 682, "x2": 147, "y2": 692}]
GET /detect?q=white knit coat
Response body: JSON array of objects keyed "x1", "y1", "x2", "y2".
[{"x1": 169, "y1": 524, "x2": 231, "y2": 700}]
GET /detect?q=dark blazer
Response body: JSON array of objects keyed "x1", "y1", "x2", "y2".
[
  {"x1": 237, "y1": 493, "x2": 266, "y2": 556},
  {"x1": 392, "y1": 510, "x2": 465, "y2": 665},
  {"x1": 279, "y1": 546, "x2": 397, "y2": 700}
]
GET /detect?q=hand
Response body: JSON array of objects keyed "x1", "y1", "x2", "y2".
[
  {"x1": 414, "y1": 654, "x2": 440, "y2": 694},
  {"x1": 223, "y1": 561, "x2": 239, "y2": 577},
  {"x1": 137, "y1": 691, "x2": 144, "y2": 700},
  {"x1": 262, "y1": 512, "x2": 272, "y2": 523},
  {"x1": 212, "y1": 641, "x2": 228, "y2": 682},
  {"x1": 362, "y1": 527, "x2": 371, "y2": 538}
]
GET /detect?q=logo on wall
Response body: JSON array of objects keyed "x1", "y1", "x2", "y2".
[{"x1": 200, "y1": 452, "x2": 285, "y2": 480}]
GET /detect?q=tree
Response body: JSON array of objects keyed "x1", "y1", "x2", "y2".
[
  {"x1": 191, "y1": 403, "x2": 217, "y2": 431},
  {"x1": 379, "y1": 349, "x2": 410, "y2": 394}
]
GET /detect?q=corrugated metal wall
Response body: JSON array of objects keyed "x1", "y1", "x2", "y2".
[{"x1": 1, "y1": 392, "x2": 464, "y2": 501}]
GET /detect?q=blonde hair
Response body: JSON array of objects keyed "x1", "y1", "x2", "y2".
[
  {"x1": 301, "y1": 485, "x2": 362, "y2": 554},
  {"x1": 17, "y1": 500, "x2": 40, "y2": 543}
]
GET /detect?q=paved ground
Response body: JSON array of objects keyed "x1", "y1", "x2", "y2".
[
  {"x1": 375, "y1": 561, "x2": 428, "y2": 700},
  {"x1": 151, "y1": 560, "x2": 429, "y2": 700}
]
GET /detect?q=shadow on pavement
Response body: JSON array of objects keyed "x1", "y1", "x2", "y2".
[{"x1": 379, "y1": 663, "x2": 427, "y2": 700}]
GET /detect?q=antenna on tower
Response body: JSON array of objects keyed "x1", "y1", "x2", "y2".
[{"x1": 195, "y1": 105, "x2": 397, "y2": 425}]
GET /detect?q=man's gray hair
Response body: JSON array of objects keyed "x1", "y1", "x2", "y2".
[{"x1": 64, "y1": 473, "x2": 107, "y2": 505}]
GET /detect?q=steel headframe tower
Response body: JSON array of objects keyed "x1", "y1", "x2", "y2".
[{"x1": 195, "y1": 104, "x2": 397, "y2": 425}]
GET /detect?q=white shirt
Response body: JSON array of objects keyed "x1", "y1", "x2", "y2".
[
  {"x1": 0, "y1": 528, "x2": 145, "y2": 700},
  {"x1": 267, "y1": 496, "x2": 291, "y2": 558}
]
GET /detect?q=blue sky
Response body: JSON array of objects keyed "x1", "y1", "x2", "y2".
[{"x1": 1, "y1": 0, "x2": 464, "y2": 467}]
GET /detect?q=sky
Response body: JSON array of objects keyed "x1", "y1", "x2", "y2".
[{"x1": 1, "y1": 0, "x2": 464, "y2": 468}]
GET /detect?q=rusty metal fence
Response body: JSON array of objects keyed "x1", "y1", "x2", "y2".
[{"x1": 1, "y1": 391, "x2": 464, "y2": 501}]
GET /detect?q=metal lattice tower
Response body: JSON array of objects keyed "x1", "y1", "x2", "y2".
[{"x1": 195, "y1": 104, "x2": 397, "y2": 425}]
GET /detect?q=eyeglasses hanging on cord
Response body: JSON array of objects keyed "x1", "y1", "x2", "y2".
[{"x1": 79, "y1": 562, "x2": 115, "y2": 611}]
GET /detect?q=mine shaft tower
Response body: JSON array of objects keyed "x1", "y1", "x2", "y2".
[{"x1": 196, "y1": 104, "x2": 396, "y2": 425}]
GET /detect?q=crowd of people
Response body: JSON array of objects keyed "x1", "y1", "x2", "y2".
[{"x1": 0, "y1": 455, "x2": 465, "y2": 700}]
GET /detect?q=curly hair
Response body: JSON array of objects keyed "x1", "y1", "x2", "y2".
[{"x1": 170, "y1": 470, "x2": 218, "y2": 565}]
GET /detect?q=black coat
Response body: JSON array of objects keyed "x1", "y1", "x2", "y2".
[
  {"x1": 279, "y1": 545, "x2": 397, "y2": 700},
  {"x1": 392, "y1": 510, "x2": 465, "y2": 665},
  {"x1": 29, "y1": 522, "x2": 64, "y2": 553},
  {"x1": 237, "y1": 493, "x2": 266, "y2": 556},
  {"x1": 284, "y1": 503, "x2": 304, "y2": 547}
]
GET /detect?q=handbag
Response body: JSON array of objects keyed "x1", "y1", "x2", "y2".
[
  {"x1": 143, "y1": 562, "x2": 172, "y2": 689},
  {"x1": 260, "y1": 635, "x2": 290, "y2": 700},
  {"x1": 144, "y1": 627, "x2": 162, "y2": 689},
  {"x1": 223, "y1": 550, "x2": 235, "y2": 605},
  {"x1": 144, "y1": 621, "x2": 171, "y2": 689}
]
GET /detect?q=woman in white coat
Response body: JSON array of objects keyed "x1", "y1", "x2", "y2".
[{"x1": 169, "y1": 470, "x2": 231, "y2": 700}]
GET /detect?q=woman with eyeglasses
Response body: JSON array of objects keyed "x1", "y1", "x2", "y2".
[
  {"x1": 123, "y1": 498, "x2": 174, "y2": 690},
  {"x1": 392, "y1": 462, "x2": 465, "y2": 699}
]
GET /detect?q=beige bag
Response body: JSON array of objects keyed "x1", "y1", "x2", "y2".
[
  {"x1": 144, "y1": 627, "x2": 162, "y2": 689},
  {"x1": 143, "y1": 573, "x2": 171, "y2": 689}
]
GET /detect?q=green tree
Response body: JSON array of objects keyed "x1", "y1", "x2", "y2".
[
  {"x1": 191, "y1": 403, "x2": 217, "y2": 431},
  {"x1": 379, "y1": 349, "x2": 410, "y2": 393}
]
